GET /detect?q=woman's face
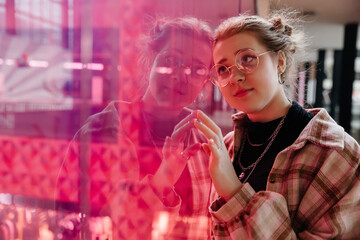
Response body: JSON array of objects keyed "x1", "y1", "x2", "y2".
[
  {"x1": 213, "y1": 31, "x2": 286, "y2": 120},
  {"x1": 148, "y1": 32, "x2": 212, "y2": 109}
]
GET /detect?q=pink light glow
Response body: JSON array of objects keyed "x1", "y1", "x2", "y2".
[
  {"x1": 156, "y1": 66, "x2": 173, "y2": 74},
  {"x1": 86, "y1": 63, "x2": 104, "y2": 71},
  {"x1": 28, "y1": 60, "x2": 49, "y2": 68},
  {"x1": 152, "y1": 211, "x2": 170, "y2": 239},
  {"x1": 0, "y1": 193, "x2": 12, "y2": 205},
  {"x1": 63, "y1": 62, "x2": 104, "y2": 71},
  {"x1": 92, "y1": 76, "x2": 103, "y2": 104},
  {"x1": 63, "y1": 62, "x2": 84, "y2": 69},
  {"x1": 0, "y1": 58, "x2": 3, "y2": 65},
  {"x1": 183, "y1": 68, "x2": 191, "y2": 75},
  {"x1": 5, "y1": 59, "x2": 15, "y2": 66}
]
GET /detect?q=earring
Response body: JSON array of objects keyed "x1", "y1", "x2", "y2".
[
  {"x1": 278, "y1": 73, "x2": 285, "y2": 84},
  {"x1": 278, "y1": 67, "x2": 285, "y2": 84}
]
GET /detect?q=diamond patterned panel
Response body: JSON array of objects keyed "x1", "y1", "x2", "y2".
[
  {"x1": 0, "y1": 136, "x2": 71, "y2": 201},
  {"x1": 0, "y1": 135, "x2": 141, "y2": 212}
]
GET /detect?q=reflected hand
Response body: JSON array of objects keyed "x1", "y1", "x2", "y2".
[
  {"x1": 194, "y1": 110, "x2": 242, "y2": 201},
  {"x1": 152, "y1": 111, "x2": 201, "y2": 193}
]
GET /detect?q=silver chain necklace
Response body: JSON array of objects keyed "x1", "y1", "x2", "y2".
[
  {"x1": 246, "y1": 122, "x2": 281, "y2": 147},
  {"x1": 237, "y1": 115, "x2": 286, "y2": 183}
]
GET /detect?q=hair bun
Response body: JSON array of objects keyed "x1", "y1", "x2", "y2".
[
  {"x1": 284, "y1": 25, "x2": 293, "y2": 36},
  {"x1": 153, "y1": 21, "x2": 164, "y2": 35},
  {"x1": 269, "y1": 17, "x2": 292, "y2": 36},
  {"x1": 270, "y1": 17, "x2": 283, "y2": 31}
]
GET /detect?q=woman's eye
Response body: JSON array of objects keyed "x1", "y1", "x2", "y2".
[
  {"x1": 241, "y1": 55, "x2": 256, "y2": 65},
  {"x1": 217, "y1": 66, "x2": 227, "y2": 75}
]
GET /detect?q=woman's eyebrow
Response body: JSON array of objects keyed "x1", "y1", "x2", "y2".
[
  {"x1": 234, "y1": 48, "x2": 250, "y2": 55},
  {"x1": 192, "y1": 58, "x2": 208, "y2": 66},
  {"x1": 216, "y1": 48, "x2": 250, "y2": 65},
  {"x1": 216, "y1": 58, "x2": 228, "y2": 65}
]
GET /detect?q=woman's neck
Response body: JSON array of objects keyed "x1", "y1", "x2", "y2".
[
  {"x1": 141, "y1": 90, "x2": 186, "y2": 142},
  {"x1": 247, "y1": 94, "x2": 291, "y2": 123},
  {"x1": 142, "y1": 89, "x2": 184, "y2": 121}
]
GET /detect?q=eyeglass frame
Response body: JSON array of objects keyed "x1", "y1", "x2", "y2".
[
  {"x1": 209, "y1": 49, "x2": 273, "y2": 87},
  {"x1": 154, "y1": 51, "x2": 210, "y2": 86}
]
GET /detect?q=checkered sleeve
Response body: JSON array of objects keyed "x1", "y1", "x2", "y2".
[{"x1": 209, "y1": 183, "x2": 296, "y2": 239}]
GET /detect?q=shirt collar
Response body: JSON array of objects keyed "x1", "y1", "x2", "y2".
[
  {"x1": 231, "y1": 107, "x2": 345, "y2": 150},
  {"x1": 293, "y1": 108, "x2": 344, "y2": 150}
]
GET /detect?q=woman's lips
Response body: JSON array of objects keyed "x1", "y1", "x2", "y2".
[
  {"x1": 234, "y1": 88, "x2": 252, "y2": 98},
  {"x1": 162, "y1": 86, "x2": 186, "y2": 96},
  {"x1": 174, "y1": 89, "x2": 186, "y2": 95}
]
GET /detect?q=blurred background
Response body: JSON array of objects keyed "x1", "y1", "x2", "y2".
[{"x1": 0, "y1": 0, "x2": 359, "y2": 239}]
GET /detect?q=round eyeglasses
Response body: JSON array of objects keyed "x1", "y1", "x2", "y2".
[
  {"x1": 155, "y1": 53, "x2": 209, "y2": 86},
  {"x1": 209, "y1": 49, "x2": 272, "y2": 87}
]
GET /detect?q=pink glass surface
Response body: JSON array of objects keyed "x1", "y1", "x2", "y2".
[{"x1": 0, "y1": 0, "x2": 253, "y2": 239}]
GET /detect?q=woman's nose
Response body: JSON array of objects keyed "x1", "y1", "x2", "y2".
[
  {"x1": 171, "y1": 66, "x2": 189, "y2": 83},
  {"x1": 228, "y1": 67, "x2": 245, "y2": 84}
]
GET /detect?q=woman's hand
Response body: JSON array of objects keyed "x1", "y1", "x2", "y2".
[
  {"x1": 194, "y1": 110, "x2": 242, "y2": 201},
  {"x1": 152, "y1": 111, "x2": 201, "y2": 194}
]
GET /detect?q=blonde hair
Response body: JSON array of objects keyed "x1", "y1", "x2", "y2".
[{"x1": 214, "y1": 11, "x2": 305, "y2": 99}]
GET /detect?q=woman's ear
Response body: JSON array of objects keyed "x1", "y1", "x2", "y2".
[{"x1": 277, "y1": 50, "x2": 286, "y2": 74}]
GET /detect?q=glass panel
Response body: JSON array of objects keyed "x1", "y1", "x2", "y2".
[{"x1": 0, "y1": 0, "x2": 255, "y2": 239}]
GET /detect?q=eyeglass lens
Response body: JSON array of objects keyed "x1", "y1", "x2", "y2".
[
  {"x1": 235, "y1": 50, "x2": 260, "y2": 73},
  {"x1": 210, "y1": 49, "x2": 261, "y2": 87},
  {"x1": 155, "y1": 54, "x2": 209, "y2": 85}
]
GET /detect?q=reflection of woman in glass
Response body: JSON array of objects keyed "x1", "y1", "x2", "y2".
[
  {"x1": 58, "y1": 17, "x2": 213, "y2": 239},
  {"x1": 195, "y1": 13, "x2": 360, "y2": 239}
]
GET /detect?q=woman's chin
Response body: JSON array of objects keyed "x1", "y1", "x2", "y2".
[{"x1": 155, "y1": 97, "x2": 190, "y2": 109}]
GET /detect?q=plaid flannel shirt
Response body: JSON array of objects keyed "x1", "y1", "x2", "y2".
[{"x1": 210, "y1": 108, "x2": 360, "y2": 239}]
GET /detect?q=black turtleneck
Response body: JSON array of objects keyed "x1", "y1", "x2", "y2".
[{"x1": 233, "y1": 101, "x2": 314, "y2": 192}]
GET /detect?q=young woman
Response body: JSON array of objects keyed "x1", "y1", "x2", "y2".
[
  {"x1": 57, "y1": 17, "x2": 213, "y2": 239},
  {"x1": 195, "y1": 13, "x2": 360, "y2": 239}
]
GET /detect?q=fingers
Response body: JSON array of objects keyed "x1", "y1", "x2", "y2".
[
  {"x1": 181, "y1": 143, "x2": 201, "y2": 160},
  {"x1": 194, "y1": 119, "x2": 216, "y2": 141},
  {"x1": 194, "y1": 118, "x2": 223, "y2": 148},
  {"x1": 164, "y1": 136, "x2": 201, "y2": 160},
  {"x1": 171, "y1": 120, "x2": 193, "y2": 143},
  {"x1": 180, "y1": 151, "x2": 191, "y2": 160},
  {"x1": 187, "y1": 142, "x2": 202, "y2": 154},
  {"x1": 201, "y1": 143, "x2": 211, "y2": 156},
  {"x1": 208, "y1": 138, "x2": 222, "y2": 154},
  {"x1": 164, "y1": 136, "x2": 184, "y2": 152},
  {"x1": 197, "y1": 110, "x2": 223, "y2": 137},
  {"x1": 173, "y1": 111, "x2": 197, "y2": 131},
  {"x1": 171, "y1": 111, "x2": 199, "y2": 144},
  {"x1": 164, "y1": 136, "x2": 171, "y2": 149}
]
